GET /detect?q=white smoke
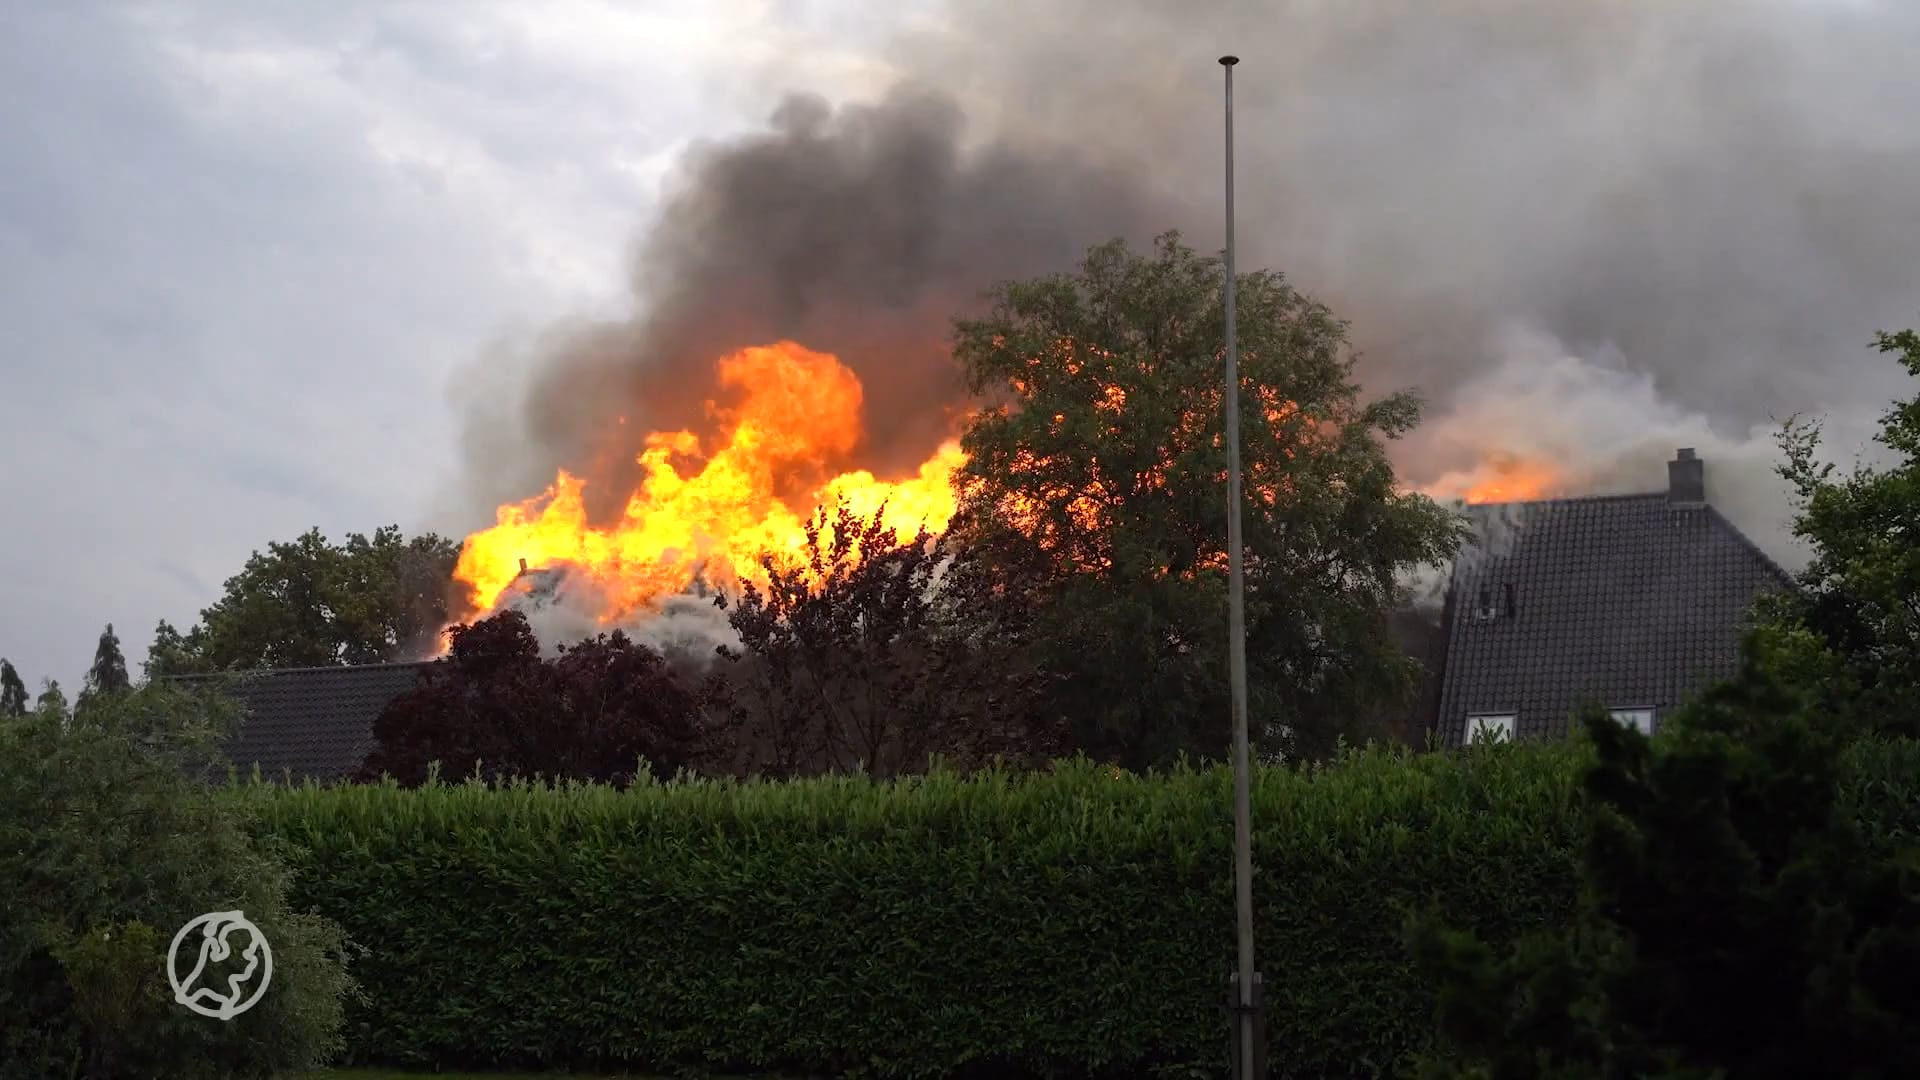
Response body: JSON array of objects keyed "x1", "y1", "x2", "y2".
[
  {"x1": 1397, "y1": 321, "x2": 1898, "y2": 615},
  {"x1": 496, "y1": 570, "x2": 742, "y2": 663}
]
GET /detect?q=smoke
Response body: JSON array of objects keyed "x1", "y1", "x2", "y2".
[
  {"x1": 905, "y1": 0, "x2": 1918, "y2": 486},
  {"x1": 455, "y1": 84, "x2": 1169, "y2": 523},
  {"x1": 499, "y1": 570, "x2": 741, "y2": 668},
  {"x1": 451, "y1": 0, "x2": 1920, "y2": 647}
]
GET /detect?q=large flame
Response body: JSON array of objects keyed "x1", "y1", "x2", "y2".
[
  {"x1": 1422, "y1": 451, "x2": 1562, "y2": 505},
  {"x1": 454, "y1": 337, "x2": 1569, "y2": 631},
  {"x1": 454, "y1": 341, "x2": 965, "y2": 620}
]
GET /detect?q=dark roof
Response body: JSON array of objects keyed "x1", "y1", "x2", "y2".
[
  {"x1": 1434, "y1": 492, "x2": 1792, "y2": 746},
  {"x1": 168, "y1": 661, "x2": 432, "y2": 782}
]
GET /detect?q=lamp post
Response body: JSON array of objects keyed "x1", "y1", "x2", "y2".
[{"x1": 1219, "y1": 53, "x2": 1265, "y2": 1080}]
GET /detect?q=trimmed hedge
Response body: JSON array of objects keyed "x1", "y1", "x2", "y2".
[
  {"x1": 243, "y1": 744, "x2": 1587, "y2": 1078},
  {"x1": 242, "y1": 739, "x2": 1917, "y2": 1077},
  {"x1": 251, "y1": 737, "x2": 1920, "y2": 1076}
]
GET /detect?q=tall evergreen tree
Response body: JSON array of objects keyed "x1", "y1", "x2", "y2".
[
  {"x1": 0, "y1": 660, "x2": 27, "y2": 717},
  {"x1": 77, "y1": 624, "x2": 133, "y2": 716}
]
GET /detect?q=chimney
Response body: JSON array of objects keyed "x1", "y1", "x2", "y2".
[
  {"x1": 1668, "y1": 448, "x2": 1705, "y2": 507},
  {"x1": 517, "y1": 557, "x2": 529, "y2": 577}
]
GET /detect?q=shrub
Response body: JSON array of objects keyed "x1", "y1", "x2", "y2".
[
  {"x1": 0, "y1": 684, "x2": 359, "y2": 1079},
  {"x1": 1409, "y1": 655, "x2": 1920, "y2": 1077},
  {"x1": 252, "y1": 741, "x2": 1592, "y2": 1078},
  {"x1": 360, "y1": 608, "x2": 727, "y2": 787}
]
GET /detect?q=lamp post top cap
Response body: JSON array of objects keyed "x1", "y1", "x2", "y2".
[{"x1": 1219, "y1": 55, "x2": 1239, "y2": 66}]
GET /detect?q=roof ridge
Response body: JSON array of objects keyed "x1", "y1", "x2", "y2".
[
  {"x1": 165, "y1": 658, "x2": 436, "y2": 681},
  {"x1": 1704, "y1": 503, "x2": 1798, "y2": 588},
  {"x1": 1464, "y1": 490, "x2": 1665, "y2": 510}
]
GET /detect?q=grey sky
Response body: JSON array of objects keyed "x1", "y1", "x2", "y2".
[
  {"x1": 5, "y1": 0, "x2": 1917, "y2": 690},
  {"x1": 0, "y1": 0, "x2": 897, "y2": 691}
]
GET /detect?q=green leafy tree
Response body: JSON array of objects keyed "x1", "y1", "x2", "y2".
[
  {"x1": 0, "y1": 660, "x2": 25, "y2": 717},
  {"x1": 0, "y1": 683, "x2": 358, "y2": 1077},
  {"x1": 141, "y1": 620, "x2": 209, "y2": 681},
  {"x1": 1768, "y1": 325, "x2": 1920, "y2": 737},
  {"x1": 951, "y1": 232, "x2": 1464, "y2": 766},
  {"x1": 1407, "y1": 637, "x2": 1920, "y2": 1078},
  {"x1": 74, "y1": 624, "x2": 130, "y2": 716},
  {"x1": 146, "y1": 525, "x2": 461, "y2": 676}
]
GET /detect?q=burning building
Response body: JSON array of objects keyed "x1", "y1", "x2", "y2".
[{"x1": 1412, "y1": 448, "x2": 1794, "y2": 746}]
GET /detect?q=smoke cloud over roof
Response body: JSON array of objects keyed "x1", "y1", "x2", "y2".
[{"x1": 454, "y1": 0, "x2": 1920, "y2": 573}]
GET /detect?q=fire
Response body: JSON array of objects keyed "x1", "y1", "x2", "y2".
[
  {"x1": 454, "y1": 341, "x2": 965, "y2": 619},
  {"x1": 1463, "y1": 455, "x2": 1558, "y2": 504},
  {"x1": 1424, "y1": 452, "x2": 1562, "y2": 505}
]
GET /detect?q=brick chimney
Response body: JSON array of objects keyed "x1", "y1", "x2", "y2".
[{"x1": 1668, "y1": 447, "x2": 1705, "y2": 506}]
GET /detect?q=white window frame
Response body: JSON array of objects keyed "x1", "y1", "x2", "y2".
[
  {"x1": 1609, "y1": 707, "x2": 1656, "y2": 734},
  {"x1": 1466, "y1": 712, "x2": 1516, "y2": 745}
]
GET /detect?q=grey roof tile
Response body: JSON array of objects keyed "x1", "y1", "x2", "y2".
[
  {"x1": 168, "y1": 661, "x2": 431, "y2": 783},
  {"x1": 1434, "y1": 492, "x2": 1792, "y2": 746}
]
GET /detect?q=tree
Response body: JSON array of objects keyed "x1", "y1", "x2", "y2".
[
  {"x1": 359, "y1": 609, "x2": 724, "y2": 787},
  {"x1": 74, "y1": 624, "x2": 130, "y2": 716},
  {"x1": 950, "y1": 232, "x2": 1464, "y2": 766},
  {"x1": 714, "y1": 500, "x2": 1062, "y2": 779},
  {"x1": 0, "y1": 683, "x2": 356, "y2": 1078},
  {"x1": 35, "y1": 680, "x2": 66, "y2": 718},
  {"x1": 1407, "y1": 639, "x2": 1920, "y2": 1078},
  {"x1": 0, "y1": 661, "x2": 25, "y2": 717},
  {"x1": 146, "y1": 525, "x2": 461, "y2": 677},
  {"x1": 140, "y1": 621, "x2": 208, "y2": 681},
  {"x1": 1768, "y1": 325, "x2": 1920, "y2": 737}
]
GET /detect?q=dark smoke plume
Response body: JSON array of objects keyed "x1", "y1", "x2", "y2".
[
  {"x1": 898, "y1": 0, "x2": 1920, "y2": 563},
  {"x1": 456, "y1": 85, "x2": 1165, "y2": 524},
  {"x1": 457, "y1": 0, "x2": 1920, "y2": 572}
]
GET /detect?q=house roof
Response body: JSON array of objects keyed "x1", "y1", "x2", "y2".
[
  {"x1": 168, "y1": 661, "x2": 431, "y2": 782},
  {"x1": 1434, "y1": 488, "x2": 1793, "y2": 746}
]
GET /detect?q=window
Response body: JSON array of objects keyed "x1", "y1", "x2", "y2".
[
  {"x1": 1610, "y1": 707, "x2": 1655, "y2": 733},
  {"x1": 1466, "y1": 713, "x2": 1515, "y2": 744}
]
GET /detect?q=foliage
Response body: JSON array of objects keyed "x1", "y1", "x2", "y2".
[
  {"x1": 0, "y1": 683, "x2": 358, "y2": 1079},
  {"x1": 1767, "y1": 325, "x2": 1920, "y2": 737},
  {"x1": 247, "y1": 739, "x2": 1917, "y2": 1078},
  {"x1": 951, "y1": 231, "x2": 1464, "y2": 767},
  {"x1": 358, "y1": 609, "x2": 725, "y2": 787},
  {"x1": 36, "y1": 677, "x2": 67, "y2": 717},
  {"x1": 0, "y1": 658, "x2": 25, "y2": 716},
  {"x1": 1408, "y1": 647, "x2": 1920, "y2": 1079},
  {"x1": 145, "y1": 525, "x2": 461, "y2": 677},
  {"x1": 714, "y1": 500, "x2": 1063, "y2": 778},
  {"x1": 75, "y1": 622, "x2": 131, "y2": 717},
  {"x1": 252, "y1": 741, "x2": 1576, "y2": 1078}
]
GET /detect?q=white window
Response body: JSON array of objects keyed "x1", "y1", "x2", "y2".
[
  {"x1": 1610, "y1": 708, "x2": 1655, "y2": 733},
  {"x1": 1466, "y1": 713, "x2": 1515, "y2": 744}
]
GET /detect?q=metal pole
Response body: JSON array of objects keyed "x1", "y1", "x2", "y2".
[{"x1": 1219, "y1": 53, "x2": 1261, "y2": 1079}]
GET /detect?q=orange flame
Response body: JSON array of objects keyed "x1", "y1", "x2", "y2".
[
  {"x1": 1447, "y1": 453, "x2": 1560, "y2": 505},
  {"x1": 453, "y1": 341, "x2": 965, "y2": 620}
]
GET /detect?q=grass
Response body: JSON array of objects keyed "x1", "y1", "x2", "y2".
[
  {"x1": 305, "y1": 1072, "x2": 660, "y2": 1079},
  {"x1": 303, "y1": 1060, "x2": 775, "y2": 1068},
  {"x1": 304, "y1": 1073, "x2": 644, "y2": 1079}
]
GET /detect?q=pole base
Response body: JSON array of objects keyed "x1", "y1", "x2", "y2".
[{"x1": 1226, "y1": 971, "x2": 1267, "y2": 1078}]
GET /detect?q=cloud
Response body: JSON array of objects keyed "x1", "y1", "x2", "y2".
[
  {"x1": 0, "y1": 0, "x2": 882, "y2": 688},
  {"x1": 6, "y1": 0, "x2": 1918, "y2": 684}
]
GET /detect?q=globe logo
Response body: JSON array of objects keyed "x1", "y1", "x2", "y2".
[{"x1": 166, "y1": 910, "x2": 273, "y2": 1020}]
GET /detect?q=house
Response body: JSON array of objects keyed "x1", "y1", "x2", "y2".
[
  {"x1": 1418, "y1": 447, "x2": 1794, "y2": 747},
  {"x1": 171, "y1": 450, "x2": 1787, "y2": 778},
  {"x1": 168, "y1": 661, "x2": 430, "y2": 783}
]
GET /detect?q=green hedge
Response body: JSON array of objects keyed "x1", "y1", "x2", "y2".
[
  {"x1": 246, "y1": 737, "x2": 1920, "y2": 1078},
  {"x1": 241, "y1": 743, "x2": 1601, "y2": 1078}
]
